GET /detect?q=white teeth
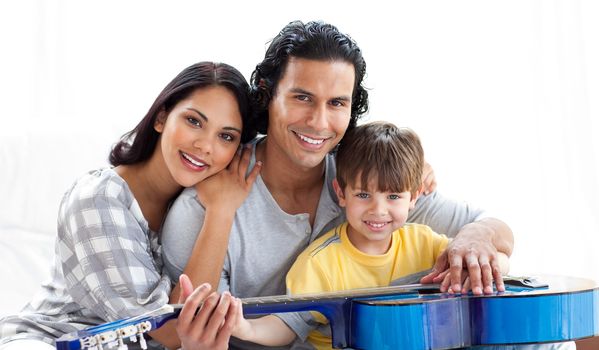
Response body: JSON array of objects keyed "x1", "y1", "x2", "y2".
[
  {"x1": 297, "y1": 133, "x2": 325, "y2": 145},
  {"x1": 366, "y1": 221, "x2": 386, "y2": 228},
  {"x1": 182, "y1": 152, "x2": 206, "y2": 167}
]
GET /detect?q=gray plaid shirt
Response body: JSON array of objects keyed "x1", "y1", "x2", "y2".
[{"x1": 0, "y1": 168, "x2": 172, "y2": 348}]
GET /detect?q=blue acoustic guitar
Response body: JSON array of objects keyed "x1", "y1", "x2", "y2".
[{"x1": 55, "y1": 275, "x2": 599, "y2": 350}]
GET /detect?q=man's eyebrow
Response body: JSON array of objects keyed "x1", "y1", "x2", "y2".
[
  {"x1": 186, "y1": 108, "x2": 208, "y2": 122},
  {"x1": 290, "y1": 87, "x2": 351, "y2": 101},
  {"x1": 290, "y1": 87, "x2": 314, "y2": 96}
]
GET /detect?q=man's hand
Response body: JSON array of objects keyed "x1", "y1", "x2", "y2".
[
  {"x1": 419, "y1": 162, "x2": 437, "y2": 196},
  {"x1": 421, "y1": 219, "x2": 513, "y2": 295}
]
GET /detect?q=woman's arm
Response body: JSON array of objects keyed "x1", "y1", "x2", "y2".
[
  {"x1": 170, "y1": 147, "x2": 261, "y2": 297},
  {"x1": 155, "y1": 148, "x2": 260, "y2": 349}
]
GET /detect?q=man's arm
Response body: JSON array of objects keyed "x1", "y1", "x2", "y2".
[
  {"x1": 409, "y1": 191, "x2": 514, "y2": 295},
  {"x1": 421, "y1": 217, "x2": 513, "y2": 295}
]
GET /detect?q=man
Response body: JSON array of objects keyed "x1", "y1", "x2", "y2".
[{"x1": 163, "y1": 21, "x2": 523, "y2": 350}]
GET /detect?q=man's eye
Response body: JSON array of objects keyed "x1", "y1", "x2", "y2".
[
  {"x1": 331, "y1": 99, "x2": 344, "y2": 107},
  {"x1": 296, "y1": 95, "x2": 310, "y2": 101}
]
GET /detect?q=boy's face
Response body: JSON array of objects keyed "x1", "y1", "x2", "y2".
[
  {"x1": 333, "y1": 177, "x2": 417, "y2": 255},
  {"x1": 266, "y1": 57, "x2": 354, "y2": 170}
]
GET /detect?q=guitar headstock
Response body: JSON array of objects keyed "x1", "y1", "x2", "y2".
[{"x1": 55, "y1": 304, "x2": 181, "y2": 350}]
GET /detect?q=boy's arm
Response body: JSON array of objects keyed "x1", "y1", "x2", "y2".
[{"x1": 233, "y1": 314, "x2": 297, "y2": 346}]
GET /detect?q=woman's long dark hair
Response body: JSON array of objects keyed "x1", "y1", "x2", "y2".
[{"x1": 109, "y1": 62, "x2": 256, "y2": 166}]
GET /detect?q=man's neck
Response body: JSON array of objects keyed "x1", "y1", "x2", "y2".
[
  {"x1": 255, "y1": 138, "x2": 326, "y2": 221},
  {"x1": 256, "y1": 138, "x2": 326, "y2": 194}
]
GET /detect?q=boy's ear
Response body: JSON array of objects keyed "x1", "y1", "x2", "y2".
[
  {"x1": 333, "y1": 179, "x2": 347, "y2": 207},
  {"x1": 154, "y1": 110, "x2": 167, "y2": 133}
]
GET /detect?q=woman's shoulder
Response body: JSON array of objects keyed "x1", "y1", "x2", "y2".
[{"x1": 60, "y1": 168, "x2": 133, "y2": 212}]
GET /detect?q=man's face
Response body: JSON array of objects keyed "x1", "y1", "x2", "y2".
[{"x1": 267, "y1": 57, "x2": 355, "y2": 170}]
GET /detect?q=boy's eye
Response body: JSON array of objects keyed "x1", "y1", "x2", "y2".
[
  {"x1": 388, "y1": 194, "x2": 400, "y2": 200},
  {"x1": 356, "y1": 193, "x2": 370, "y2": 199},
  {"x1": 187, "y1": 117, "x2": 202, "y2": 127}
]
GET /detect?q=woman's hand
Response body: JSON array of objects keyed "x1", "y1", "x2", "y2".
[
  {"x1": 176, "y1": 274, "x2": 241, "y2": 350},
  {"x1": 195, "y1": 145, "x2": 262, "y2": 211}
]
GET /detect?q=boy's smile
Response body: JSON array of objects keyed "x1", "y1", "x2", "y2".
[{"x1": 334, "y1": 177, "x2": 417, "y2": 255}]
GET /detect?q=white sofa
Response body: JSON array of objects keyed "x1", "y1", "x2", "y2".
[{"x1": 0, "y1": 124, "x2": 116, "y2": 318}]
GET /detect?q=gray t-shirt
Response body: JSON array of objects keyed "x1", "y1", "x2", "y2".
[{"x1": 161, "y1": 137, "x2": 485, "y2": 349}]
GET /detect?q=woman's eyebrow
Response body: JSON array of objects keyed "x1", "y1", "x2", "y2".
[{"x1": 186, "y1": 108, "x2": 208, "y2": 122}]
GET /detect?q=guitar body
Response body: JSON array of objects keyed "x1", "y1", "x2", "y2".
[
  {"x1": 350, "y1": 275, "x2": 599, "y2": 349},
  {"x1": 55, "y1": 275, "x2": 599, "y2": 350}
]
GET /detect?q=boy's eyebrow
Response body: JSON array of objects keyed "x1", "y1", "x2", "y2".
[{"x1": 186, "y1": 107, "x2": 242, "y2": 134}]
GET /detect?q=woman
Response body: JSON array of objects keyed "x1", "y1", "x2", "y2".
[{"x1": 0, "y1": 61, "x2": 260, "y2": 350}]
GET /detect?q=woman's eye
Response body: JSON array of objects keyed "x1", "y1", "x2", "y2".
[
  {"x1": 187, "y1": 117, "x2": 201, "y2": 127},
  {"x1": 220, "y1": 133, "x2": 235, "y2": 142}
]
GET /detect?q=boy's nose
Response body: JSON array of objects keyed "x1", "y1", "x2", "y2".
[{"x1": 369, "y1": 199, "x2": 387, "y2": 216}]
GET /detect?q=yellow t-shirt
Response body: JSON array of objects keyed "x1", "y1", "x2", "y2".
[{"x1": 285, "y1": 222, "x2": 448, "y2": 350}]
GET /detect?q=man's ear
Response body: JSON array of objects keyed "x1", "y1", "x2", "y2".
[
  {"x1": 333, "y1": 179, "x2": 347, "y2": 207},
  {"x1": 154, "y1": 110, "x2": 167, "y2": 133}
]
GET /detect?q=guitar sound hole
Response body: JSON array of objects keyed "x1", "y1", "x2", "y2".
[{"x1": 416, "y1": 287, "x2": 441, "y2": 295}]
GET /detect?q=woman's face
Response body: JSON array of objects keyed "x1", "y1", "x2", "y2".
[{"x1": 155, "y1": 85, "x2": 243, "y2": 187}]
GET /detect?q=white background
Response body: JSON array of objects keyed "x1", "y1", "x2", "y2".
[{"x1": 1, "y1": 0, "x2": 598, "y2": 285}]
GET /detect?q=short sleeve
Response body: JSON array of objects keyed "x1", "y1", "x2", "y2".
[
  {"x1": 276, "y1": 253, "x2": 332, "y2": 341},
  {"x1": 407, "y1": 190, "x2": 486, "y2": 238}
]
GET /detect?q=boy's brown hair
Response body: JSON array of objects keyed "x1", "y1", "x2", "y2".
[{"x1": 336, "y1": 121, "x2": 424, "y2": 196}]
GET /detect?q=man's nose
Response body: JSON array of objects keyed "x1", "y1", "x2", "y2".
[{"x1": 306, "y1": 104, "x2": 328, "y2": 131}]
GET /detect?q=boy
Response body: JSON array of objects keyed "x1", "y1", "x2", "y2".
[{"x1": 230, "y1": 121, "x2": 510, "y2": 349}]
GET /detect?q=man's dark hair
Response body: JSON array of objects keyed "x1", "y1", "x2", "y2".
[{"x1": 250, "y1": 20, "x2": 368, "y2": 134}]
